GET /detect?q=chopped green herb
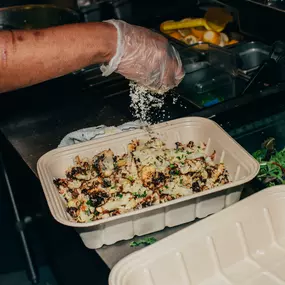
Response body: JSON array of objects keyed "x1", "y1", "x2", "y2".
[
  {"x1": 86, "y1": 200, "x2": 92, "y2": 206},
  {"x1": 130, "y1": 237, "x2": 157, "y2": 247},
  {"x1": 176, "y1": 156, "x2": 181, "y2": 160},
  {"x1": 165, "y1": 185, "x2": 169, "y2": 189},
  {"x1": 186, "y1": 151, "x2": 192, "y2": 155},
  {"x1": 117, "y1": 193, "x2": 123, "y2": 198},
  {"x1": 128, "y1": 176, "x2": 134, "y2": 182},
  {"x1": 111, "y1": 186, "x2": 116, "y2": 189},
  {"x1": 175, "y1": 170, "x2": 180, "y2": 175},
  {"x1": 134, "y1": 191, "x2": 147, "y2": 198},
  {"x1": 169, "y1": 164, "x2": 175, "y2": 168}
]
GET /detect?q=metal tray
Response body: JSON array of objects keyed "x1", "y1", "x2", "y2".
[
  {"x1": 230, "y1": 41, "x2": 271, "y2": 74},
  {"x1": 177, "y1": 61, "x2": 247, "y2": 108}
]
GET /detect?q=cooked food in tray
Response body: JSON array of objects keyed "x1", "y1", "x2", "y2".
[
  {"x1": 160, "y1": 8, "x2": 238, "y2": 47},
  {"x1": 53, "y1": 138, "x2": 230, "y2": 223},
  {"x1": 161, "y1": 19, "x2": 238, "y2": 47}
]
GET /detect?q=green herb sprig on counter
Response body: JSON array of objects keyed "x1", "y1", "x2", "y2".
[{"x1": 130, "y1": 237, "x2": 157, "y2": 247}]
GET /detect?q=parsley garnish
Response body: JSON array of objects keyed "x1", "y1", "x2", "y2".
[
  {"x1": 128, "y1": 176, "x2": 134, "y2": 182},
  {"x1": 134, "y1": 191, "x2": 147, "y2": 198},
  {"x1": 117, "y1": 193, "x2": 123, "y2": 198},
  {"x1": 169, "y1": 164, "x2": 175, "y2": 168},
  {"x1": 186, "y1": 151, "x2": 191, "y2": 155},
  {"x1": 130, "y1": 237, "x2": 157, "y2": 247},
  {"x1": 176, "y1": 156, "x2": 181, "y2": 160},
  {"x1": 86, "y1": 200, "x2": 92, "y2": 206},
  {"x1": 165, "y1": 185, "x2": 169, "y2": 189}
]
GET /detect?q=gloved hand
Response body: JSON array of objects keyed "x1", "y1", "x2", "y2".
[{"x1": 101, "y1": 19, "x2": 185, "y2": 94}]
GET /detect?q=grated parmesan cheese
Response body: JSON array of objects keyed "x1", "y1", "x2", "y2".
[
  {"x1": 129, "y1": 81, "x2": 187, "y2": 124},
  {"x1": 129, "y1": 81, "x2": 167, "y2": 124}
]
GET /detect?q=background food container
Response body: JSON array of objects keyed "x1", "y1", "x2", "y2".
[
  {"x1": 229, "y1": 41, "x2": 271, "y2": 75},
  {"x1": 109, "y1": 185, "x2": 285, "y2": 285},
  {"x1": 37, "y1": 117, "x2": 259, "y2": 249}
]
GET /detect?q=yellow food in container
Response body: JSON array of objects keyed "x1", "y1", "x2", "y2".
[
  {"x1": 160, "y1": 20, "x2": 176, "y2": 34},
  {"x1": 183, "y1": 35, "x2": 198, "y2": 45},
  {"x1": 161, "y1": 18, "x2": 213, "y2": 32},
  {"x1": 160, "y1": 8, "x2": 238, "y2": 47},
  {"x1": 203, "y1": 30, "x2": 221, "y2": 45},
  {"x1": 191, "y1": 27, "x2": 206, "y2": 40},
  {"x1": 178, "y1": 28, "x2": 192, "y2": 37},
  {"x1": 169, "y1": 31, "x2": 183, "y2": 40}
]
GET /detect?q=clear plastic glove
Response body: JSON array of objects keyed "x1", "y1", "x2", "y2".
[{"x1": 101, "y1": 19, "x2": 185, "y2": 94}]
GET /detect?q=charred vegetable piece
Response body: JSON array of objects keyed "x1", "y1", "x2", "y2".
[
  {"x1": 128, "y1": 139, "x2": 140, "y2": 152},
  {"x1": 66, "y1": 167, "x2": 88, "y2": 180},
  {"x1": 53, "y1": 178, "x2": 68, "y2": 188},
  {"x1": 93, "y1": 149, "x2": 115, "y2": 177},
  {"x1": 192, "y1": 181, "x2": 201, "y2": 193},
  {"x1": 67, "y1": 207, "x2": 78, "y2": 218},
  {"x1": 140, "y1": 165, "x2": 156, "y2": 187},
  {"x1": 89, "y1": 191, "x2": 109, "y2": 208}
]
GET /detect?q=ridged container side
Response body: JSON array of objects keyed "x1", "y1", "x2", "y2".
[{"x1": 110, "y1": 186, "x2": 285, "y2": 285}]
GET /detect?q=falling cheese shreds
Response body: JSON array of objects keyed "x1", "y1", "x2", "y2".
[{"x1": 129, "y1": 81, "x2": 166, "y2": 124}]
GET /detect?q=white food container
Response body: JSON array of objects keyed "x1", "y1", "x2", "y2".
[
  {"x1": 37, "y1": 117, "x2": 259, "y2": 249},
  {"x1": 109, "y1": 185, "x2": 285, "y2": 285}
]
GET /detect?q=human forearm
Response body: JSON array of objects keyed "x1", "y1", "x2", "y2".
[{"x1": 0, "y1": 22, "x2": 117, "y2": 93}]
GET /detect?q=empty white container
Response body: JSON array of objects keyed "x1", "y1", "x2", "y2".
[
  {"x1": 37, "y1": 117, "x2": 259, "y2": 249},
  {"x1": 109, "y1": 185, "x2": 285, "y2": 285}
]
